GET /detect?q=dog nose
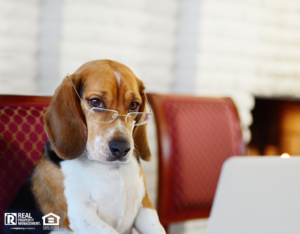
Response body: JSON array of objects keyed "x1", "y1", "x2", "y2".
[{"x1": 109, "y1": 140, "x2": 131, "y2": 158}]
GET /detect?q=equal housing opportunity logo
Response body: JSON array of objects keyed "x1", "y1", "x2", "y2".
[
  {"x1": 42, "y1": 213, "x2": 60, "y2": 225},
  {"x1": 42, "y1": 213, "x2": 60, "y2": 231}
]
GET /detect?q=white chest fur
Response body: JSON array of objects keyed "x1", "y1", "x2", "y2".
[{"x1": 60, "y1": 155, "x2": 145, "y2": 234}]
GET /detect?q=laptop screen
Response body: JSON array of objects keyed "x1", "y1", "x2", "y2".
[{"x1": 207, "y1": 156, "x2": 300, "y2": 234}]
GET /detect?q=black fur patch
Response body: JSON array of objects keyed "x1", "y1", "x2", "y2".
[
  {"x1": 45, "y1": 139, "x2": 64, "y2": 167},
  {"x1": 2, "y1": 173, "x2": 50, "y2": 234},
  {"x1": 136, "y1": 154, "x2": 140, "y2": 164}
]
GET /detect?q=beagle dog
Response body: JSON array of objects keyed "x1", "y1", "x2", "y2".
[{"x1": 4, "y1": 60, "x2": 166, "y2": 234}]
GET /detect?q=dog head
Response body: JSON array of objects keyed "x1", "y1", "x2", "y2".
[{"x1": 44, "y1": 60, "x2": 151, "y2": 163}]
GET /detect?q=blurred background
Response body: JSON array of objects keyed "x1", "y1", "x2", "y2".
[{"x1": 1, "y1": 0, "x2": 300, "y2": 233}]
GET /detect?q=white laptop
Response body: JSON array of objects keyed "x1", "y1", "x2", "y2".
[{"x1": 207, "y1": 156, "x2": 300, "y2": 234}]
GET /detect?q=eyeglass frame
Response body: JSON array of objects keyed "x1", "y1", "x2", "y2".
[{"x1": 68, "y1": 75, "x2": 153, "y2": 126}]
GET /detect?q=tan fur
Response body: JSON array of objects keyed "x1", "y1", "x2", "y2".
[
  {"x1": 31, "y1": 151, "x2": 71, "y2": 230},
  {"x1": 140, "y1": 166, "x2": 155, "y2": 209},
  {"x1": 44, "y1": 75, "x2": 87, "y2": 160},
  {"x1": 75, "y1": 60, "x2": 150, "y2": 162},
  {"x1": 80, "y1": 62, "x2": 144, "y2": 151},
  {"x1": 82, "y1": 63, "x2": 141, "y2": 162}
]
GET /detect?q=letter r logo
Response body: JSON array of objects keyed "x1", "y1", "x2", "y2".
[{"x1": 4, "y1": 213, "x2": 17, "y2": 225}]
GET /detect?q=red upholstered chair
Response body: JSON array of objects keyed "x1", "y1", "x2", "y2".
[
  {"x1": 147, "y1": 93, "x2": 245, "y2": 232},
  {"x1": 0, "y1": 95, "x2": 51, "y2": 230}
]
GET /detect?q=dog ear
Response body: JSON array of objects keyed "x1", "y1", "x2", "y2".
[
  {"x1": 44, "y1": 75, "x2": 87, "y2": 160},
  {"x1": 133, "y1": 80, "x2": 151, "y2": 161}
]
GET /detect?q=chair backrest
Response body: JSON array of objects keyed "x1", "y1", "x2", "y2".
[
  {"x1": 0, "y1": 95, "x2": 51, "y2": 228},
  {"x1": 147, "y1": 93, "x2": 245, "y2": 230}
]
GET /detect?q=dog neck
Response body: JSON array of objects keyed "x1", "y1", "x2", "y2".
[{"x1": 60, "y1": 149, "x2": 145, "y2": 233}]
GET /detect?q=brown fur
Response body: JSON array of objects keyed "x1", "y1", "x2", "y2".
[
  {"x1": 31, "y1": 150, "x2": 71, "y2": 230},
  {"x1": 44, "y1": 75, "x2": 87, "y2": 160},
  {"x1": 140, "y1": 167, "x2": 155, "y2": 209},
  {"x1": 133, "y1": 83, "x2": 151, "y2": 161}
]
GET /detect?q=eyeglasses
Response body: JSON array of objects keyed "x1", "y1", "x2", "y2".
[{"x1": 68, "y1": 76, "x2": 153, "y2": 126}]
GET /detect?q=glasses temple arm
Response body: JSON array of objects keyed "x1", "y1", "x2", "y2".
[
  {"x1": 144, "y1": 93, "x2": 153, "y2": 114},
  {"x1": 67, "y1": 74, "x2": 90, "y2": 112}
]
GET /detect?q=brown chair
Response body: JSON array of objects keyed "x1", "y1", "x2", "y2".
[
  {"x1": 147, "y1": 93, "x2": 245, "y2": 232},
  {"x1": 0, "y1": 95, "x2": 51, "y2": 230}
]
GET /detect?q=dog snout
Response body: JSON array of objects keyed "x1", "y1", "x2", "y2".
[{"x1": 109, "y1": 140, "x2": 131, "y2": 158}]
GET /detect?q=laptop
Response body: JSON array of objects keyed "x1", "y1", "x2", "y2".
[{"x1": 207, "y1": 156, "x2": 300, "y2": 234}]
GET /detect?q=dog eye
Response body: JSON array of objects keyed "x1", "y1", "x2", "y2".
[
  {"x1": 90, "y1": 98, "x2": 102, "y2": 107},
  {"x1": 129, "y1": 102, "x2": 139, "y2": 111}
]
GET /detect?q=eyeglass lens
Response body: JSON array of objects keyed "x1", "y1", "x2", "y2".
[{"x1": 88, "y1": 108, "x2": 152, "y2": 126}]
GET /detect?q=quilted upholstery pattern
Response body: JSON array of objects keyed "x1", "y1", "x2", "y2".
[
  {"x1": 161, "y1": 96, "x2": 243, "y2": 214},
  {"x1": 0, "y1": 104, "x2": 48, "y2": 226}
]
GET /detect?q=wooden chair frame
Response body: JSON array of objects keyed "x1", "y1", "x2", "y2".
[{"x1": 0, "y1": 95, "x2": 52, "y2": 106}]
